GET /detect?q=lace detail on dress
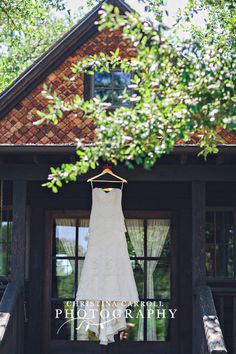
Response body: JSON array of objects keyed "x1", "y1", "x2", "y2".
[{"x1": 75, "y1": 188, "x2": 139, "y2": 344}]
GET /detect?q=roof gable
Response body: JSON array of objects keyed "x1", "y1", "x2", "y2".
[
  {"x1": 0, "y1": 0, "x2": 235, "y2": 147},
  {"x1": 0, "y1": 0, "x2": 132, "y2": 119}
]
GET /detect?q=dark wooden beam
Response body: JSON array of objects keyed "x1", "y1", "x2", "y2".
[
  {"x1": 1, "y1": 164, "x2": 236, "y2": 181},
  {"x1": 26, "y1": 208, "x2": 45, "y2": 354},
  {"x1": 11, "y1": 180, "x2": 27, "y2": 354},
  {"x1": 192, "y1": 181, "x2": 206, "y2": 354},
  {"x1": 180, "y1": 154, "x2": 188, "y2": 165},
  {"x1": 12, "y1": 180, "x2": 27, "y2": 284}
]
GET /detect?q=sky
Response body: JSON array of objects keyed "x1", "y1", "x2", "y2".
[{"x1": 64, "y1": 0, "x2": 207, "y2": 27}]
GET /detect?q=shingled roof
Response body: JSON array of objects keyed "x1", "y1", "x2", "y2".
[{"x1": 0, "y1": 0, "x2": 235, "y2": 149}]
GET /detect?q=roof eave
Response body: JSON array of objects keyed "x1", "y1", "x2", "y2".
[{"x1": 0, "y1": 144, "x2": 235, "y2": 155}]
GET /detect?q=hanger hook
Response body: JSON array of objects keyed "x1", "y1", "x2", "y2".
[{"x1": 102, "y1": 165, "x2": 112, "y2": 171}]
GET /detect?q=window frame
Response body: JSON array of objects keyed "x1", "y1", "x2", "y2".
[
  {"x1": 206, "y1": 207, "x2": 236, "y2": 282},
  {"x1": 89, "y1": 69, "x2": 134, "y2": 109},
  {"x1": 0, "y1": 206, "x2": 12, "y2": 280},
  {"x1": 49, "y1": 210, "x2": 175, "y2": 343}
]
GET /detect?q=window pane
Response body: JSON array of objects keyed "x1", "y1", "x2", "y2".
[
  {"x1": 131, "y1": 259, "x2": 144, "y2": 298},
  {"x1": 146, "y1": 301, "x2": 171, "y2": 341},
  {"x1": 55, "y1": 219, "x2": 76, "y2": 257},
  {"x1": 78, "y1": 219, "x2": 89, "y2": 257},
  {"x1": 77, "y1": 259, "x2": 84, "y2": 285},
  {"x1": 215, "y1": 244, "x2": 235, "y2": 278},
  {"x1": 0, "y1": 220, "x2": 12, "y2": 276},
  {"x1": 113, "y1": 89, "x2": 131, "y2": 106},
  {"x1": 206, "y1": 244, "x2": 215, "y2": 276},
  {"x1": 147, "y1": 261, "x2": 170, "y2": 299},
  {"x1": 94, "y1": 89, "x2": 112, "y2": 103},
  {"x1": 52, "y1": 259, "x2": 75, "y2": 298},
  {"x1": 147, "y1": 219, "x2": 170, "y2": 258},
  {"x1": 114, "y1": 72, "x2": 131, "y2": 88},
  {"x1": 206, "y1": 212, "x2": 215, "y2": 243},
  {"x1": 51, "y1": 300, "x2": 75, "y2": 340},
  {"x1": 94, "y1": 72, "x2": 112, "y2": 87},
  {"x1": 75, "y1": 302, "x2": 99, "y2": 341},
  {"x1": 205, "y1": 211, "x2": 235, "y2": 279},
  {"x1": 228, "y1": 242, "x2": 235, "y2": 277},
  {"x1": 126, "y1": 219, "x2": 144, "y2": 257},
  {"x1": 0, "y1": 243, "x2": 10, "y2": 275},
  {"x1": 123, "y1": 304, "x2": 144, "y2": 341}
]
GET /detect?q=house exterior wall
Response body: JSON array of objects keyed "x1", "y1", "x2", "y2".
[{"x1": 0, "y1": 28, "x2": 135, "y2": 145}]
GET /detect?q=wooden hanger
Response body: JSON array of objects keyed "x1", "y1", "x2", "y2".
[{"x1": 87, "y1": 165, "x2": 127, "y2": 184}]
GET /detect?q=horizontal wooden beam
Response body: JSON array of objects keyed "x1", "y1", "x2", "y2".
[
  {"x1": 0, "y1": 164, "x2": 236, "y2": 181},
  {"x1": 0, "y1": 144, "x2": 235, "y2": 154}
]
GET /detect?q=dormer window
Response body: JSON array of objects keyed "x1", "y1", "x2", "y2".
[{"x1": 91, "y1": 70, "x2": 132, "y2": 108}]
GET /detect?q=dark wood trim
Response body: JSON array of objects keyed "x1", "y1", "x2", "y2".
[
  {"x1": 11, "y1": 180, "x2": 27, "y2": 354},
  {"x1": 46, "y1": 210, "x2": 172, "y2": 219},
  {"x1": 12, "y1": 180, "x2": 27, "y2": 285},
  {"x1": 191, "y1": 181, "x2": 206, "y2": 354},
  {"x1": 178, "y1": 209, "x2": 192, "y2": 354},
  {"x1": 42, "y1": 212, "x2": 54, "y2": 354},
  {"x1": 43, "y1": 209, "x2": 178, "y2": 354},
  {"x1": 0, "y1": 144, "x2": 235, "y2": 154},
  {"x1": 26, "y1": 208, "x2": 45, "y2": 354},
  {"x1": 170, "y1": 213, "x2": 179, "y2": 353},
  {"x1": 50, "y1": 339, "x2": 172, "y2": 354},
  {"x1": 1, "y1": 164, "x2": 236, "y2": 181}
]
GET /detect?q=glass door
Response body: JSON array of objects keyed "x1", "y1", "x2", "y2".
[{"x1": 48, "y1": 212, "x2": 178, "y2": 354}]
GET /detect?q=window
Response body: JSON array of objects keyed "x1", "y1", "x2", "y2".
[
  {"x1": 92, "y1": 70, "x2": 132, "y2": 107},
  {"x1": 206, "y1": 210, "x2": 235, "y2": 279},
  {"x1": 51, "y1": 215, "x2": 172, "y2": 342},
  {"x1": 0, "y1": 209, "x2": 12, "y2": 277}
]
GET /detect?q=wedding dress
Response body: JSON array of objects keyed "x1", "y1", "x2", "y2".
[{"x1": 75, "y1": 187, "x2": 139, "y2": 345}]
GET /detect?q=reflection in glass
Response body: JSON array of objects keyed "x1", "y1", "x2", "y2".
[
  {"x1": 55, "y1": 219, "x2": 76, "y2": 256},
  {"x1": 114, "y1": 72, "x2": 131, "y2": 88},
  {"x1": 123, "y1": 304, "x2": 144, "y2": 341},
  {"x1": 205, "y1": 211, "x2": 235, "y2": 278},
  {"x1": 113, "y1": 89, "x2": 131, "y2": 106},
  {"x1": 78, "y1": 219, "x2": 89, "y2": 256},
  {"x1": 206, "y1": 212, "x2": 215, "y2": 243},
  {"x1": 51, "y1": 301, "x2": 75, "y2": 340},
  {"x1": 56, "y1": 257, "x2": 73, "y2": 277},
  {"x1": 131, "y1": 260, "x2": 144, "y2": 298},
  {"x1": 147, "y1": 302, "x2": 170, "y2": 341},
  {"x1": 147, "y1": 219, "x2": 170, "y2": 258},
  {"x1": 94, "y1": 89, "x2": 113, "y2": 103},
  {"x1": 147, "y1": 262, "x2": 170, "y2": 299},
  {"x1": 206, "y1": 244, "x2": 215, "y2": 277},
  {"x1": 0, "y1": 220, "x2": 12, "y2": 276},
  {"x1": 94, "y1": 71, "x2": 132, "y2": 107},
  {"x1": 52, "y1": 259, "x2": 75, "y2": 298},
  {"x1": 75, "y1": 301, "x2": 99, "y2": 341},
  {"x1": 94, "y1": 72, "x2": 112, "y2": 87},
  {"x1": 126, "y1": 219, "x2": 144, "y2": 257},
  {"x1": 77, "y1": 259, "x2": 84, "y2": 285}
]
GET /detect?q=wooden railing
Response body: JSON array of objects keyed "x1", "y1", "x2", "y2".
[
  {"x1": 211, "y1": 288, "x2": 236, "y2": 354},
  {"x1": 198, "y1": 286, "x2": 227, "y2": 353},
  {"x1": 0, "y1": 282, "x2": 24, "y2": 354}
]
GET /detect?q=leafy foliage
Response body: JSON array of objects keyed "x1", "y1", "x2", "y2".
[
  {"x1": 24, "y1": 1, "x2": 236, "y2": 191},
  {"x1": 0, "y1": 0, "x2": 87, "y2": 92}
]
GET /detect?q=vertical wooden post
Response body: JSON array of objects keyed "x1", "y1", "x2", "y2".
[
  {"x1": 192, "y1": 181, "x2": 206, "y2": 354},
  {"x1": 12, "y1": 180, "x2": 27, "y2": 354},
  {"x1": 27, "y1": 207, "x2": 45, "y2": 354}
]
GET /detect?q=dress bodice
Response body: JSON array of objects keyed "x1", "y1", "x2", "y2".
[{"x1": 90, "y1": 188, "x2": 123, "y2": 218}]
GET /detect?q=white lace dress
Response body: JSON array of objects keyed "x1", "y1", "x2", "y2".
[{"x1": 75, "y1": 187, "x2": 139, "y2": 345}]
